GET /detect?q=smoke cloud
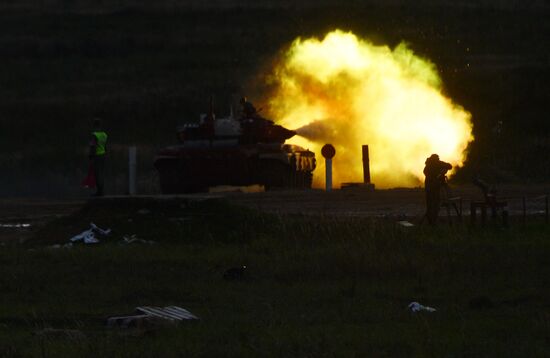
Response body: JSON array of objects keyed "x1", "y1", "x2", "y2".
[
  {"x1": 266, "y1": 30, "x2": 473, "y2": 188},
  {"x1": 295, "y1": 119, "x2": 338, "y2": 142}
]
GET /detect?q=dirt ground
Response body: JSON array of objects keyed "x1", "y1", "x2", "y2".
[
  {"x1": 225, "y1": 184, "x2": 550, "y2": 217},
  {"x1": 0, "y1": 199, "x2": 83, "y2": 243},
  {"x1": 1, "y1": 184, "x2": 548, "y2": 243}
]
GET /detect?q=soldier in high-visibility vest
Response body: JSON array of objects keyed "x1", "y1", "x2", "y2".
[{"x1": 89, "y1": 118, "x2": 108, "y2": 196}]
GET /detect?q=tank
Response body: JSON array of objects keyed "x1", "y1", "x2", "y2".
[{"x1": 154, "y1": 108, "x2": 316, "y2": 194}]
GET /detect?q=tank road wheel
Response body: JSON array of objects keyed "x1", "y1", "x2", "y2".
[
  {"x1": 254, "y1": 160, "x2": 314, "y2": 190},
  {"x1": 156, "y1": 160, "x2": 182, "y2": 194},
  {"x1": 256, "y1": 161, "x2": 292, "y2": 190},
  {"x1": 291, "y1": 171, "x2": 312, "y2": 189},
  {"x1": 156, "y1": 160, "x2": 209, "y2": 194},
  {"x1": 299, "y1": 171, "x2": 313, "y2": 189},
  {"x1": 306, "y1": 172, "x2": 313, "y2": 188}
]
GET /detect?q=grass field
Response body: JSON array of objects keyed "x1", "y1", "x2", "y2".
[
  {"x1": 1, "y1": 2, "x2": 548, "y2": 356},
  {"x1": 0, "y1": 197, "x2": 548, "y2": 356}
]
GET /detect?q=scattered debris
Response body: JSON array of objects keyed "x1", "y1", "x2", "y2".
[
  {"x1": 108, "y1": 314, "x2": 168, "y2": 331},
  {"x1": 69, "y1": 222, "x2": 111, "y2": 244},
  {"x1": 397, "y1": 220, "x2": 414, "y2": 227},
  {"x1": 408, "y1": 301, "x2": 436, "y2": 313},
  {"x1": 48, "y1": 243, "x2": 74, "y2": 249},
  {"x1": 120, "y1": 235, "x2": 156, "y2": 245},
  {"x1": 90, "y1": 223, "x2": 111, "y2": 236},
  {"x1": 64, "y1": 224, "x2": 156, "y2": 247},
  {"x1": 136, "y1": 306, "x2": 198, "y2": 320},
  {"x1": 0, "y1": 223, "x2": 31, "y2": 228},
  {"x1": 107, "y1": 306, "x2": 199, "y2": 328},
  {"x1": 223, "y1": 265, "x2": 247, "y2": 280},
  {"x1": 70, "y1": 230, "x2": 99, "y2": 244}
]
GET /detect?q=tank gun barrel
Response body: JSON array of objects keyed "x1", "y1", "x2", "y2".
[
  {"x1": 269, "y1": 125, "x2": 296, "y2": 143},
  {"x1": 282, "y1": 128, "x2": 296, "y2": 140}
]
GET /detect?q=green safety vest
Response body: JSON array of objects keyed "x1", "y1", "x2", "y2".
[{"x1": 92, "y1": 131, "x2": 108, "y2": 156}]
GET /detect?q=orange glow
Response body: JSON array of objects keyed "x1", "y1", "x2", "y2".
[{"x1": 266, "y1": 30, "x2": 473, "y2": 188}]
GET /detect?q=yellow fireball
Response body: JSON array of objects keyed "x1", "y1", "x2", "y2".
[{"x1": 267, "y1": 30, "x2": 473, "y2": 188}]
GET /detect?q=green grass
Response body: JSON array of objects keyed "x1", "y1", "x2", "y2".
[{"x1": 1, "y1": 198, "x2": 548, "y2": 356}]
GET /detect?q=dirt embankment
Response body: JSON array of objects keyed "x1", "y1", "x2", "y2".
[{"x1": 1, "y1": 184, "x2": 548, "y2": 243}]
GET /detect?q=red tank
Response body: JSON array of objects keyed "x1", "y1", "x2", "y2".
[{"x1": 154, "y1": 110, "x2": 316, "y2": 193}]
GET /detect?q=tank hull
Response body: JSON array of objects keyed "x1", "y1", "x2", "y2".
[{"x1": 154, "y1": 143, "x2": 315, "y2": 194}]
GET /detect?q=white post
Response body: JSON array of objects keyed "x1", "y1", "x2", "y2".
[
  {"x1": 325, "y1": 158, "x2": 332, "y2": 192},
  {"x1": 129, "y1": 146, "x2": 137, "y2": 195}
]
